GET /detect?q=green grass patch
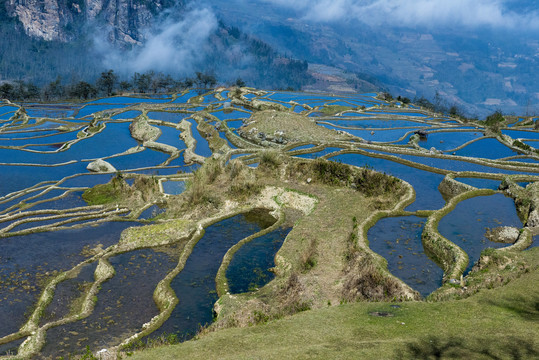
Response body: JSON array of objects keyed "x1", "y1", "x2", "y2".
[
  {"x1": 81, "y1": 176, "x2": 126, "y2": 205},
  {"x1": 82, "y1": 174, "x2": 160, "y2": 207},
  {"x1": 319, "y1": 104, "x2": 354, "y2": 115},
  {"x1": 119, "y1": 219, "x2": 194, "y2": 248}
]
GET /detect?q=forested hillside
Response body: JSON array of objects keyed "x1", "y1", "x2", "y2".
[{"x1": 0, "y1": 0, "x2": 312, "y2": 91}]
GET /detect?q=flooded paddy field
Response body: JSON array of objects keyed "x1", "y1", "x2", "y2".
[
  {"x1": 1, "y1": 89, "x2": 538, "y2": 357},
  {"x1": 227, "y1": 226, "x2": 291, "y2": 294},
  {"x1": 367, "y1": 216, "x2": 443, "y2": 297},
  {"x1": 154, "y1": 210, "x2": 275, "y2": 340},
  {"x1": 438, "y1": 194, "x2": 522, "y2": 274}
]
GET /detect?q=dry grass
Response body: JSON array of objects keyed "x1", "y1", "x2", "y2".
[
  {"x1": 341, "y1": 252, "x2": 404, "y2": 302},
  {"x1": 242, "y1": 110, "x2": 353, "y2": 143},
  {"x1": 112, "y1": 154, "x2": 416, "y2": 346},
  {"x1": 287, "y1": 158, "x2": 405, "y2": 198}
]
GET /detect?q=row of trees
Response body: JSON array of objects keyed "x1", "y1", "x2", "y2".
[
  {"x1": 0, "y1": 70, "x2": 246, "y2": 102},
  {"x1": 412, "y1": 92, "x2": 476, "y2": 121},
  {"x1": 382, "y1": 91, "x2": 484, "y2": 121}
]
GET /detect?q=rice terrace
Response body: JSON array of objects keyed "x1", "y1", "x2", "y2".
[{"x1": 0, "y1": 88, "x2": 537, "y2": 359}]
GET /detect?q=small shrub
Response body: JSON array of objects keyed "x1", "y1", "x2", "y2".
[
  {"x1": 485, "y1": 110, "x2": 505, "y2": 126},
  {"x1": 82, "y1": 174, "x2": 128, "y2": 205},
  {"x1": 226, "y1": 159, "x2": 246, "y2": 179},
  {"x1": 353, "y1": 166, "x2": 402, "y2": 197},
  {"x1": 312, "y1": 158, "x2": 352, "y2": 185},
  {"x1": 185, "y1": 159, "x2": 224, "y2": 205},
  {"x1": 253, "y1": 310, "x2": 270, "y2": 325},
  {"x1": 121, "y1": 332, "x2": 180, "y2": 353},
  {"x1": 79, "y1": 345, "x2": 98, "y2": 360},
  {"x1": 342, "y1": 254, "x2": 403, "y2": 301},
  {"x1": 301, "y1": 239, "x2": 318, "y2": 271},
  {"x1": 228, "y1": 181, "x2": 262, "y2": 199},
  {"x1": 259, "y1": 150, "x2": 282, "y2": 168}
]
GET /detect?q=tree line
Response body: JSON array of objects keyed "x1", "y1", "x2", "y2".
[{"x1": 0, "y1": 70, "x2": 248, "y2": 102}]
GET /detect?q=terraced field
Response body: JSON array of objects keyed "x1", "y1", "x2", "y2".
[{"x1": 0, "y1": 88, "x2": 537, "y2": 358}]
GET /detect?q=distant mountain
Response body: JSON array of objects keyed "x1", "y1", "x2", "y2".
[
  {"x1": 4, "y1": 0, "x2": 534, "y2": 117},
  {"x1": 206, "y1": 0, "x2": 539, "y2": 117}
]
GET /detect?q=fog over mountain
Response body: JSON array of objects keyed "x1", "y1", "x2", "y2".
[
  {"x1": 0, "y1": 0, "x2": 312, "y2": 89},
  {"x1": 1, "y1": 0, "x2": 537, "y2": 116},
  {"x1": 207, "y1": 0, "x2": 539, "y2": 116},
  {"x1": 95, "y1": 6, "x2": 218, "y2": 75},
  {"x1": 264, "y1": 0, "x2": 539, "y2": 29}
]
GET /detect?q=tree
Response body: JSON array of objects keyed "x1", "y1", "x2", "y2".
[
  {"x1": 97, "y1": 69, "x2": 118, "y2": 96},
  {"x1": 119, "y1": 81, "x2": 132, "y2": 92},
  {"x1": 133, "y1": 72, "x2": 153, "y2": 93},
  {"x1": 183, "y1": 77, "x2": 194, "y2": 89},
  {"x1": 69, "y1": 81, "x2": 97, "y2": 100},
  {"x1": 235, "y1": 78, "x2": 246, "y2": 87},
  {"x1": 448, "y1": 105, "x2": 460, "y2": 117},
  {"x1": 0, "y1": 83, "x2": 14, "y2": 99},
  {"x1": 43, "y1": 76, "x2": 65, "y2": 100},
  {"x1": 25, "y1": 83, "x2": 40, "y2": 100},
  {"x1": 150, "y1": 73, "x2": 174, "y2": 93},
  {"x1": 397, "y1": 95, "x2": 411, "y2": 104},
  {"x1": 195, "y1": 72, "x2": 217, "y2": 89},
  {"x1": 414, "y1": 96, "x2": 435, "y2": 111},
  {"x1": 12, "y1": 81, "x2": 26, "y2": 100}
]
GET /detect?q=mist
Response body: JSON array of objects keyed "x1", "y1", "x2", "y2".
[
  {"x1": 264, "y1": 0, "x2": 539, "y2": 31},
  {"x1": 94, "y1": 6, "x2": 218, "y2": 77}
]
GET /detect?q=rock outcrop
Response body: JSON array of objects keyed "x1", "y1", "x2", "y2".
[
  {"x1": 87, "y1": 159, "x2": 116, "y2": 173},
  {"x1": 438, "y1": 174, "x2": 476, "y2": 201},
  {"x1": 484, "y1": 226, "x2": 520, "y2": 244},
  {"x1": 4, "y1": 0, "x2": 178, "y2": 46},
  {"x1": 499, "y1": 178, "x2": 539, "y2": 226},
  {"x1": 129, "y1": 116, "x2": 161, "y2": 142}
]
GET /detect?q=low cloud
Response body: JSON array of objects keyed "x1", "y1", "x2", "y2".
[
  {"x1": 265, "y1": 0, "x2": 539, "y2": 30},
  {"x1": 95, "y1": 6, "x2": 218, "y2": 76}
]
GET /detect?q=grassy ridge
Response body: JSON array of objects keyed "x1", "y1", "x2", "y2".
[{"x1": 131, "y1": 248, "x2": 539, "y2": 359}]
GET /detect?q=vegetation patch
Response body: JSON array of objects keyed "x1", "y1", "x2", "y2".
[
  {"x1": 206, "y1": 158, "x2": 414, "y2": 333},
  {"x1": 287, "y1": 158, "x2": 404, "y2": 199},
  {"x1": 341, "y1": 251, "x2": 405, "y2": 302},
  {"x1": 239, "y1": 110, "x2": 353, "y2": 145},
  {"x1": 429, "y1": 246, "x2": 537, "y2": 301},
  {"x1": 82, "y1": 174, "x2": 161, "y2": 208},
  {"x1": 118, "y1": 219, "x2": 195, "y2": 249},
  {"x1": 319, "y1": 104, "x2": 354, "y2": 115}
]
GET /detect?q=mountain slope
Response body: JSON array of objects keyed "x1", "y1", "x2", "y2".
[
  {"x1": 206, "y1": 0, "x2": 539, "y2": 116},
  {"x1": 0, "y1": 0, "x2": 314, "y2": 90}
]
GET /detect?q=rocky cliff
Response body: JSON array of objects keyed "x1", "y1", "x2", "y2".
[{"x1": 4, "y1": 0, "x2": 178, "y2": 46}]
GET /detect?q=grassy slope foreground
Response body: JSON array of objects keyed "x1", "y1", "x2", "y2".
[{"x1": 132, "y1": 248, "x2": 539, "y2": 359}]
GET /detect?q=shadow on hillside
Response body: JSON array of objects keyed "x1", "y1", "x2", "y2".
[
  {"x1": 483, "y1": 294, "x2": 539, "y2": 322},
  {"x1": 396, "y1": 336, "x2": 538, "y2": 360}
]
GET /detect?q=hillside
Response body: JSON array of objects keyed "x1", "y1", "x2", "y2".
[
  {"x1": 132, "y1": 249, "x2": 539, "y2": 359},
  {"x1": 0, "y1": 0, "x2": 314, "y2": 90},
  {"x1": 206, "y1": 0, "x2": 539, "y2": 117}
]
